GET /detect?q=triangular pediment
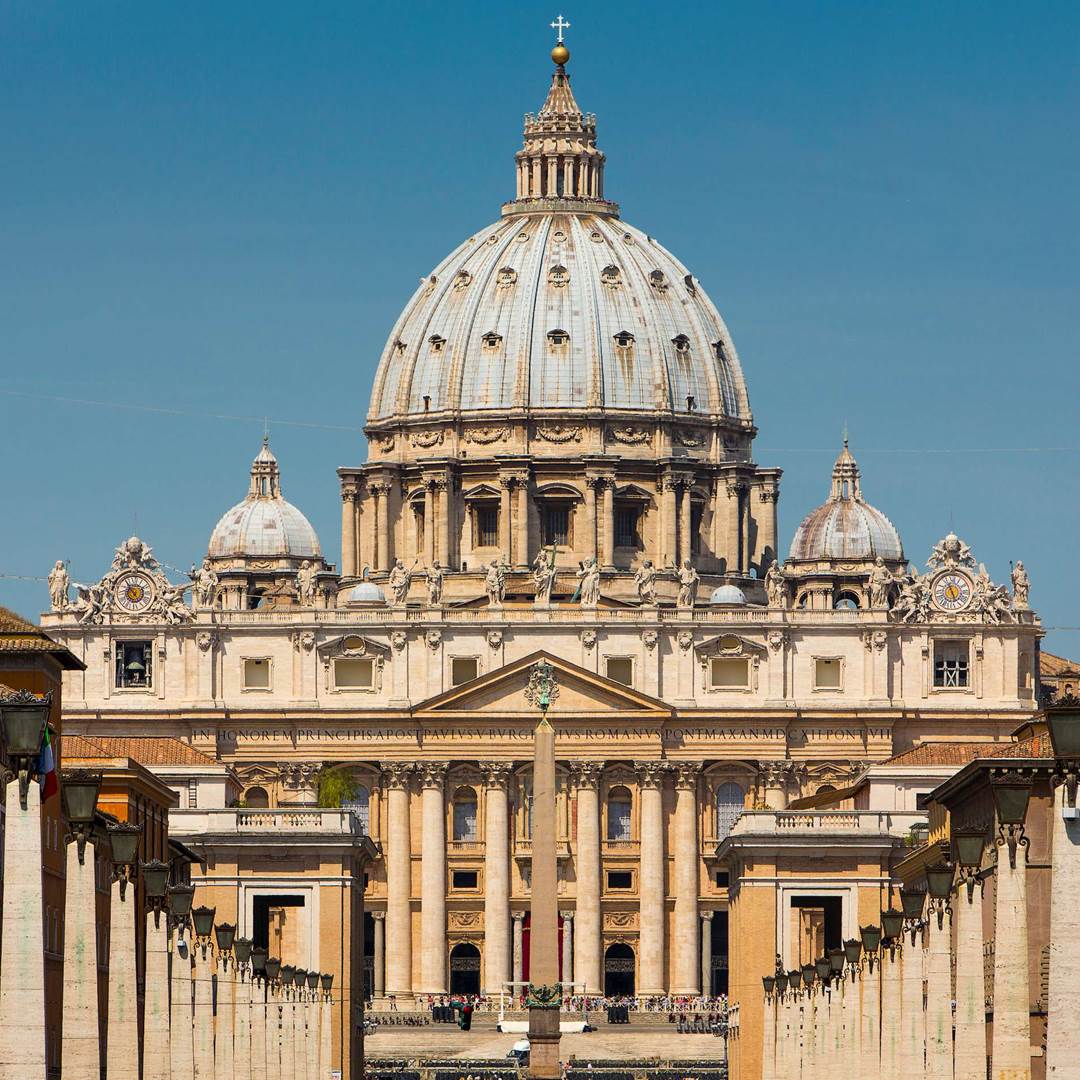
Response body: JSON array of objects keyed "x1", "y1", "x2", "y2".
[{"x1": 413, "y1": 650, "x2": 673, "y2": 719}]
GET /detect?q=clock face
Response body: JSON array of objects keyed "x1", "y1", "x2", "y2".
[
  {"x1": 932, "y1": 571, "x2": 972, "y2": 612},
  {"x1": 114, "y1": 571, "x2": 155, "y2": 613}
]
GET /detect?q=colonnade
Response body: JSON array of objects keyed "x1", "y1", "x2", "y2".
[{"x1": 378, "y1": 759, "x2": 713, "y2": 999}]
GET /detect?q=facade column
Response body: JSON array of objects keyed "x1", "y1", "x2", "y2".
[
  {"x1": 373, "y1": 483, "x2": 390, "y2": 572},
  {"x1": 380, "y1": 763, "x2": 414, "y2": 999},
  {"x1": 319, "y1": 991, "x2": 333, "y2": 1080},
  {"x1": 700, "y1": 911, "x2": 714, "y2": 997},
  {"x1": 436, "y1": 476, "x2": 451, "y2": 568},
  {"x1": 61, "y1": 836, "x2": 101, "y2": 1080},
  {"x1": 761, "y1": 988, "x2": 777, "y2": 1080},
  {"x1": 216, "y1": 954, "x2": 237, "y2": 1080},
  {"x1": 500, "y1": 478, "x2": 513, "y2": 565},
  {"x1": 482, "y1": 763, "x2": 513, "y2": 996},
  {"x1": 724, "y1": 482, "x2": 742, "y2": 577},
  {"x1": 192, "y1": 940, "x2": 216, "y2": 1079},
  {"x1": 636, "y1": 761, "x2": 668, "y2": 996},
  {"x1": 672, "y1": 762, "x2": 702, "y2": 995},
  {"x1": 372, "y1": 912, "x2": 386, "y2": 998},
  {"x1": 679, "y1": 481, "x2": 693, "y2": 567},
  {"x1": 170, "y1": 931, "x2": 196, "y2": 1077},
  {"x1": 251, "y1": 972, "x2": 268, "y2": 1080},
  {"x1": 878, "y1": 942, "x2": 902, "y2": 1080},
  {"x1": 513, "y1": 913, "x2": 525, "y2": 986},
  {"x1": 422, "y1": 482, "x2": 434, "y2": 566},
  {"x1": 860, "y1": 957, "x2": 881, "y2": 1078},
  {"x1": 106, "y1": 874, "x2": 140, "y2": 1080},
  {"x1": 898, "y1": 922, "x2": 925, "y2": 1078},
  {"x1": 991, "y1": 830, "x2": 1031, "y2": 1080},
  {"x1": 662, "y1": 477, "x2": 678, "y2": 567},
  {"x1": 234, "y1": 964, "x2": 252, "y2": 1080},
  {"x1": 571, "y1": 762, "x2": 604, "y2": 995},
  {"x1": 560, "y1": 912, "x2": 574, "y2": 988},
  {"x1": 143, "y1": 912, "x2": 171, "y2": 1080},
  {"x1": 1047, "y1": 784, "x2": 1080, "y2": 1077},
  {"x1": 419, "y1": 761, "x2": 449, "y2": 994},
  {"x1": 954, "y1": 870, "x2": 986, "y2": 1080},
  {"x1": 601, "y1": 479, "x2": 615, "y2": 569},
  {"x1": 585, "y1": 479, "x2": 599, "y2": 564},
  {"x1": 516, "y1": 477, "x2": 530, "y2": 569},
  {"x1": 341, "y1": 488, "x2": 357, "y2": 577},
  {"x1": 756, "y1": 483, "x2": 779, "y2": 569},
  {"x1": 925, "y1": 904, "x2": 952, "y2": 1080}
]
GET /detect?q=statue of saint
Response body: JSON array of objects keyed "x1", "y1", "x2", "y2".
[
  {"x1": 48, "y1": 560, "x2": 69, "y2": 611},
  {"x1": 1011, "y1": 561, "x2": 1030, "y2": 609},
  {"x1": 868, "y1": 557, "x2": 893, "y2": 609},
  {"x1": 677, "y1": 560, "x2": 699, "y2": 609},
  {"x1": 764, "y1": 563, "x2": 786, "y2": 608},
  {"x1": 295, "y1": 560, "x2": 318, "y2": 607},
  {"x1": 533, "y1": 546, "x2": 557, "y2": 605},
  {"x1": 189, "y1": 559, "x2": 220, "y2": 608},
  {"x1": 387, "y1": 559, "x2": 413, "y2": 606},
  {"x1": 485, "y1": 560, "x2": 506, "y2": 606},
  {"x1": 425, "y1": 562, "x2": 445, "y2": 606},
  {"x1": 160, "y1": 582, "x2": 192, "y2": 625},
  {"x1": 577, "y1": 557, "x2": 601, "y2": 608},
  {"x1": 634, "y1": 560, "x2": 657, "y2": 605}
]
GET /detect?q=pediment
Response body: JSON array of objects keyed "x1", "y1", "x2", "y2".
[
  {"x1": 413, "y1": 650, "x2": 673, "y2": 719},
  {"x1": 316, "y1": 633, "x2": 390, "y2": 659},
  {"x1": 695, "y1": 633, "x2": 767, "y2": 662}
]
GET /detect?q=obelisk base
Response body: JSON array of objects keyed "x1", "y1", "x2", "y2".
[{"x1": 527, "y1": 1005, "x2": 562, "y2": 1079}]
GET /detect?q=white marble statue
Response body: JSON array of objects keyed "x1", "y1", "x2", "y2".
[
  {"x1": 189, "y1": 559, "x2": 220, "y2": 608},
  {"x1": 48, "y1": 560, "x2": 70, "y2": 610},
  {"x1": 388, "y1": 559, "x2": 413, "y2": 606},
  {"x1": 74, "y1": 582, "x2": 106, "y2": 625},
  {"x1": 533, "y1": 546, "x2": 557, "y2": 605},
  {"x1": 677, "y1": 559, "x2": 699, "y2": 608},
  {"x1": 1011, "y1": 560, "x2": 1030, "y2": 610},
  {"x1": 634, "y1": 559, "x2": 657, "y2": 605},
  {"x1": 160, "y1": 582, "x2": 193, "y2": 625},
  {"x1": 426, "y1": 562, "x2": 444, "y2": 606},
  {"x1": 868, "y1": 557, "x2": 892, "y2": 609},
  {"x1": 577, "y1": 557, "x2": 600, "y2": 607},
  {"x1": 764, "y1": 563, "x2": 786, "y2": 608},
  {"x1": 296, "y1": 560, "x2": 318, "y2": 607},
  {"x1": 485, "y1": 559, "x2": 506, "y2": 606}
]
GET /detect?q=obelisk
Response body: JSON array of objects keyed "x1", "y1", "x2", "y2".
[{"x1": 526, "y1": 660, "x2": 561, "y2": 1078}]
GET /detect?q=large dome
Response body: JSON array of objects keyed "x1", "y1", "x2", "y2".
[
  {"x1": 788, "y1": 441, "x2": 903, "y2": 562},
  {"x1": 207, "y1": 441, "x2": 321, "y2": 560}
]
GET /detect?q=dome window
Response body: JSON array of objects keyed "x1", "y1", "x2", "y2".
[
  {"x1": 684, "y1": 274, "x2": 697, "y2": 295},
  {"x1": 429, "y1": 335, "x2": 446, "y2": 353},
  {"x1": 548, "y1": 264, "x2": 570, "y2": 288},
  {"x1": 496, "y1": 266, "x2": 518, "y2": 289},
  {"x1": 590, "y1": 230, "x2": 604, "y2": 243},
  {"x1": 547, "y1": 329, "x2": 570, "y2": 348},
  {"x1": 553, "y1": 229, "x2": 567, "y2": 243},
  {"x1": 712, "y1": 340, "x2": 727, "y2": 361},
  {"x1": 672, "y1": 334, "x2": 691, "y2": 355},
  {"x1": 481, "y1": 331, "x2": 503, "y2": 350},
  {"x1": 394, "y1": 339, "x2": 407, "y2": 356},
  {"x1": 834, "y1": 593, "x2": 861, "y2": 610},
  {"x1": 453, "y1": 270, "x2": 473, "y2": 291},
  {"x1": 600, "y1": 264, "x2": 622, "y2": 289},
  {"x1": 613, "y1": 330, "x2": 635, "y2": 350},
  {"x1": 649, "y1": 269, "x2": 668, "y2": 293}
]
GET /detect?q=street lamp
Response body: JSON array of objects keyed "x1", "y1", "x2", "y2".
[
  {"x1": 1046, "y1": 704, "x2": 1080, "y2": 813},
  {"x1": 61, "y1": 769, "x2": 102, "y2": 864},
  {"x1": 860, "y1": 925, "x2": 882, "y2": 972},
  {"x1": 815, "y1": 957, "x2": 832, "y2": 985},
  {"x1": 168, "y1": 883, "x2": 195, "y2": 939},
  {"x1": 320, "y1": 972, "x2": 333, "y2": 999},
  {"x1": 801, "y1": 964, "x2": 816, "y2": 991},
  {"x1": 990, "y1": 767, "x2": 1033, "y2": 868},
  {"x1": 900, "y1": 888, "x2": 925, "y2": 947},
  {"x1": 107, "y1": 821, "x2": 143, "y2": 900},
  {"x1": 140, "y1": 859, "x2": 171, "y2": 926},
  {"x1": 843, "y1": 938, "x2": 862, "y2": 978},
  {"x1": 235, "y1": 937, "x2": 253, "y2": 969},
  {"x1": 265, "y1": 956, "x2": 282, "y2": 982},
  {"x1": 191, "y1": 905, "x2": 216, "y2": 958},
  {"x1": 762, "y1": 975, "x2": 776, "y2": 997},
  {"x1": 828, "y1": 948, "x2": 845, "y2": 979},
  {"x1": 215, "y1": 922, "x2": 236, "y2": 969},
  {"x1": 774, "y1": 971, "x2": 789, "y2": 995},
  {"x1": 0, "y1": 689, "x2": 52, "y2": 809},
  {"x1": 881, "y1": 908, "x2": 904, "y2": 944},
  {"x1": 295, "y1": 967, "x2": 308, "y2": 1000},
  {"x1": 306, "y1": 970, "x2": 319, "y2": 994}
]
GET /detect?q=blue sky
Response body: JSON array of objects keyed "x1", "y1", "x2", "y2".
[{"x1": 2, "y1": 2, "x2": 1078, "y2": 650}]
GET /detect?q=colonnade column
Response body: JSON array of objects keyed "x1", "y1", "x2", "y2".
[
  {"x1": 571, "y1": 762, "x2": 604, "y2": 995},
  {"x1": 672, "y1": 762, "x2": 702, "y2": 995},
  {"x1": 924, "y1": 901, "x2": 952, "y2": 1080},
  {"x1": 61, "y1": 831, "x2": 100, "y2": 1078},
  {"x1": 105, "y1": 865, "x2": 139, "y2": 1078},
  {"x1": 954, "y1": 865, "x2": 985, "y2": 1080},
  {"x1": 372, "y1": 912, "x2": 386, "y2": 999},
  {"x1": 341, "y1": 487, "x2": 357, "y2": 577},
  {"x1": 601, "y1": 479, "x2": 615, "y2": 570},
  {"x1": 419, "y1": 762, "x2": 449, "y2": 994},
  {"x1": 482, "y1": 763, "x2": 513, "y2": 996},
  {"x1": 898, "y1": 916, "x2": 925, "y2": 1077},
  {"x1": 700, "y1": 911, "x2": 714, "y2": 997},
  {"x1": 513, "y1": 913, "x2": 525, "y2": 986},
  {"x1": 380, "y1": 762, "x2": 413, "y2": 999},
  {"x1": 560, "y1": 912, "x2": 574, "y2": 989},
  {"x1": 636, "y1": 762, "x2": 668, "y2": 996}
]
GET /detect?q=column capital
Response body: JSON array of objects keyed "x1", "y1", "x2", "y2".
[
  {"x1": 340, "y1": 480, "x2": 359, "y2": 501},
  {"x1": 417, "y1": 761, "x2": 449, "y2": 789},
  {"x1": 559, "y1": 910, "x2": 574, "y2": 921},
  {"x1": 512, "y1": 910, "x2": 526, "y2": 925},
  {"x1": 480, "y1": 761, "x2": 514, "y2": 787},
  {"x1": 700, "y1": 909, "x2": 715, "y2": 922},
  {"x1": 371, "y1": 910, "x2": 386, "y2": 922},
  {"x1": 369, "y1": 480, "x2": 392, "y2": 497},
  {"x1": 672, "y1": 761, "x2": 703, "y2": 790},
  {"x1": 570, "y1": 760, "x2": 605, "y2": 789},
  {"x1": 380, "y1": 761, "x2": 414, "y2": 788},
  {"x1": 634, "y1": 761, "x2": 670, "y2": 789}
]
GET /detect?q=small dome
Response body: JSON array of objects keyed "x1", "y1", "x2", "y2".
[
  {"x1": 207, "y1": 440, "x2": 321, "y2": 560},
  {"x1": 788, "y1": 440, "x2": 903, "y2": 562},
  {"x1": 710, "y1": 584, "x2": 747, "y2": 606},
  {"x1": 343, "y1": 582, "x2": 386, "y2": 606}
]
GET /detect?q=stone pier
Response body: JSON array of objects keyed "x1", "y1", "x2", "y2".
[{"x1": 61, "y1": 839, "x2": 101, "y2": 1080}]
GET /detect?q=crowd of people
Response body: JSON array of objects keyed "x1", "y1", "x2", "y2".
[{"x1": 402, "y1": 993, "x2": 730, "y2": 1015}]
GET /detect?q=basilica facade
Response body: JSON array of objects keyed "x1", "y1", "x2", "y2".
[{"x1": 42, "y1": 44, "x2": 1041, "y2": 1027}]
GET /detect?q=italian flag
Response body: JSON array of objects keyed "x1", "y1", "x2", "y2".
[{"x1": 39, "y1": 726, "x2": 58, "y2": 802}]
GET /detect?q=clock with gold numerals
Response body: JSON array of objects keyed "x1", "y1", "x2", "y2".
[
  {"x1": 931, "y1": 571, "x2": 972, "y2": 612},
  {"x1": 113, "y1": 571, "x2": 155, "y2": 614}
]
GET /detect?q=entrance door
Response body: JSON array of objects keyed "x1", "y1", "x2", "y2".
[
  {"x1": 449, "y1": 942, "x2": 481, "y2": 996},
  {"x1": 603, "y1": 942, "x2": 635, "y2": 996}
]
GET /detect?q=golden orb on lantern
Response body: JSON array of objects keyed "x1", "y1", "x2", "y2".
[{"x1": 551, "y1": 43, "x2": 570, "y2": 66}]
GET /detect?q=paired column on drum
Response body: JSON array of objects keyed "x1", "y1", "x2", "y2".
[
  {"x1": 380, "y1": 762, "x2": 414, "y2": 999},
  {"x1": 419, "y1": 761, "x2": 450, "y2": 994},
  {"x1": 672, "y1": 762, "x2": 703, "y2": 995},
  {"x1": 636, "y1": 761, "x2": 668, "y2": 996},
  {"x1": 571, "y1": 761, "x2": 604, "y2": 995},
  {"x1": 482, "y1": 762, "x2": 513, "y2": 995}
]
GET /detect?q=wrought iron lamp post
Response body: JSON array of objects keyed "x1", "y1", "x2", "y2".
[
  {"x1": 167, "y1": 880, "x2": 196, "y2": 1074},
  {"x1": 215, "y1": 922, "x2": 238, "y2": 1078},
  {"x1": 105, "y1": 821, "x2": 143, "y2": 1077},
  {"x1": 140, "y1": 858, "x2": 172, "y2": 1080},
  {"x1": 0, "y1": 688, "x2": 52, "y2": 809},
  {"x1": 319, "y1": 972, "x2": 334, "y2": 1080},
  {"x1": 191, "y1": 905, "x2": 217, "y2": 1078},
  {"x1": 925, "y1": 866, "x2": 955, "y2": 1080}
]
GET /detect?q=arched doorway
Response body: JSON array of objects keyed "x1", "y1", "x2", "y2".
[
  {"x1": 449, "y1": 942, "x2": 481, "y2": 996},
  {"x1": 603, "y1": 942, "x2": 635, "y2": 997}
]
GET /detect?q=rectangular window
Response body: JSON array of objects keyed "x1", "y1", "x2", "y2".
[
  {"x1": 934, "y1": 641, "x2": 970, "y2": 688},
  {"x1": 451, "y1": 656, "x2": 479, "y2": 686},
  {"x1": 615, "y1": 505, "x2": 641, "y2": 548},
  {"x1": 915, "y1": 792, "x2": 933, "y2": 811},
  {"x1": 334, "y1": 658, "x2": 375, "y2": 690},
  {"x1": 690, "y1": 502, "x2": 704, "y2": 555},
  {"x1": 710, "y1": 657, "x2": 749, "y2": 690},
  {"x1": 715, "y1": 871, "x2": 730, "y2": 888},
  {"x1": 542, "y1": 505, "x2": 570, "y2": 547},
  {"x1": 607, "y1": 870, "x2": 633, "y2": 890},
  {"x1": 115, "y1": 641, "x2": 153, "y2": 689},
  {"x1": 413, "y1": 504, "x2": 425, "y2": 554},
  {"x1": 452, "y1": 870, "x2": 479, "y2": 890},
  {"x1": 814, "y1": 658, "x2": 843, "y2": 690},
  {"x1": 475, "y1": 504, "x2": 499, "y2": 548},
  {"x1": 242, "y1": 658, "x2": 271, "y2": 691},
  {"x1": 453, "y1": 800, "x2": 478, "y2": 842},
  {"x1": 605, "y1": 656, "x2": 633, "y2": 686}
]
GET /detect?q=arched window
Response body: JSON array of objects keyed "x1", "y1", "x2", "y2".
[
  {"x1": 715, "y1": 782, "x2": 745, "y2": 840},
  {"x1": 344, "y1": 784, "x2": 370, "y2": 832},
  {"x1": 452, "y1": 786, "x2": 478, "y2": 842},
  {"x1": 607, "y1": 786, "x2": 632, "y2": 841},
  {"x1": 245, "y1": 786, "x2": 269, "y2": 809},
  {"x1": 834, "y1": 592, "x2": 860, "y2": 610}
]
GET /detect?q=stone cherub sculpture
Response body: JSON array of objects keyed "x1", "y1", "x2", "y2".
[
  {"x1": 425, "y1": 561, "x2": 444, "y2": 606},
  {"x1": 677, "y1": 559, "x2": 699, "y2": 608},
  {"x1": 48, "y1": 560, "x2": 70, "y2": 610},
  {"x1": 634, "y1": 559, "x2": 657, "y2": 605}
]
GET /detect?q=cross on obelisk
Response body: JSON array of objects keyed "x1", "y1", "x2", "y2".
[
  {"x1": 550, "y1": 15, "x2": 570, "y2": 43},
  {"x1": 525, "y1": 660, "x2": 562, "y2": 1078}
]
